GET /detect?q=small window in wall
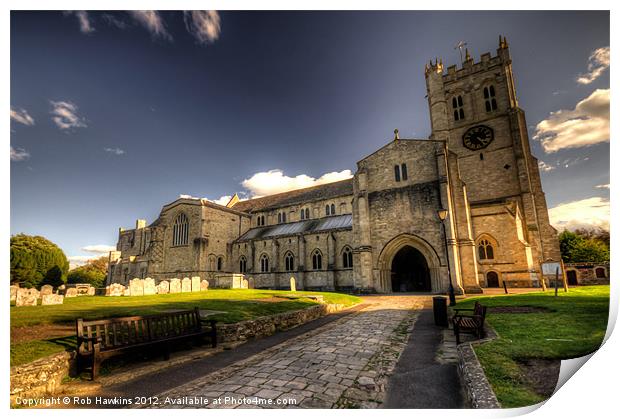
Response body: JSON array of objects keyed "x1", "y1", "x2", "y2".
[
  {"x1": 300, "y1": 208, "x2": 305, "y2": 220},
  {"x1": 478, "y1": 239, "x2": 494, "y2": 260},
  {"x1": 239, "y1": 256, "x2": 247, "y2": 273},
  {"x1": 401, "y1": 163, "x2": 408, "y2": 181},
  {"x1": 312, "y1": 249, "x2": 323, "y2": 270},
  {"x1": 394, "y1": 165, "x2": 401, "y2": 182},
  {"x1": 484, "y1": 85, "x2": 498, "y2": 112},
  {"x1": 217, "y1": 256, "x2": 223, "y2": 271},
  {"x1": 260, "y1": 254, "x2": 269, "y2": 273},
  {"x1": 330, "y1": 204, "x2": 336, "y2": 215},
  {"x1": 257, "y1": 215, "x2": 266, "y2": 226},
  {"x1": 595, "y1": 267, "x2": 606, "y2": 278},
  {"x1": 325, "y1": 205, "x2": 330, "y2": 216},
  {"x1": 285, "y1": 252, "x2": 295, "y2": 271},
  {"x1": 342, "y1": 246, "x2": 353, "y2": 268},
  {"x1": 452, "y1": 95, "x2": 465, "y2": 121},
  {"x1": 305, "y1": 208, "x2": 310, "y2": 219}
]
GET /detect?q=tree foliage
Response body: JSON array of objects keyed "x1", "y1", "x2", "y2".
[
  {"x1": 559, "y1": 229, "x2": 610, "y2": 263},
  {"x1": 10, "y1": 234, "x2": 69, "y2": 288},
  {"x1": 67, "y1": 256, "x2": 108, "y2": 288}
]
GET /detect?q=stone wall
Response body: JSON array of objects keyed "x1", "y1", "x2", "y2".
[
  {"x1": 10, "y1": 351, "x2": 75, "y2": 405},
  {"x1": 564, "y1": 262, "x2": 610, "y2": 285},
  {"x1": 457, "y1": 342, "x2": 501, "y2": 408}
]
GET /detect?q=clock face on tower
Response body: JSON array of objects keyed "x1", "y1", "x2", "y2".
[{"x1": 462, "y1": 125, "x2": 494, "y2": 150}]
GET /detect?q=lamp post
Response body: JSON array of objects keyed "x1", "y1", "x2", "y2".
[{"x1": 437, "y1": 209, "x2": 457, "y2": 306}]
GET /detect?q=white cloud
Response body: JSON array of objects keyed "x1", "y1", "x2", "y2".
[
  {"x1": 102, "y1": 13, "x2": 128, "y2": 29},
  {"x1": 10, "y1": 146, "x2": 30, "y2": 162},
  {"x1": 211, "y1": 195, "x2": 232, "y2": 206},
  {"x1": 242, "y1": 169, "x2": 353, "y2": 198},
  {"x1": 64, "y1": 11, "x2": 94, "y2": 34},
  {"x1": 537, "y1": 160, "x2": 555, "y2": 173},
  {"x1": 104, "y1": 147, "x2": 125, "y2": 155},
  {"x1": 548, "y1": 197, "x2": 609, "y2": 231},
  {"x1": 596, "y1": 184, "x2": 610, "y2": 189},
  {"x1": 577, "y1": 46, "x2": 609, "y2": 85},
  {"x1": 82, "y1": 244, "x2": 116, "y2": 254},
  {"x1": 533, "y1": 89, "x2": 609, "y2": 153},
  {"x1": 129, "y1": 11, "x2": 172, "y2": 40},
  {"x1": 50, "y1": 100, "x2": 87, "y2": 130},
  {"x1": 10, "y1": 107, "x2": 35, "y2": 125},
  {"x1": 184, "y1": 11, "x2": 221, "y2": 44}
]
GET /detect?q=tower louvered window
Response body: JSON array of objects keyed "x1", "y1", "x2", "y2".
[
  {"x1": 484, "y1": 86, "x2": 498, "y2": 112},
  {"x1": 452, "y1": 95, "x2": 465, "y2": 121},
  {"x1": 172, "y1": 213, "x2": 189, "y2": 246}
]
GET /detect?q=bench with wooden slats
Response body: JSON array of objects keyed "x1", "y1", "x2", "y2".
[
  {"x1": 451, "y1": 301, "x2": 487, "y2": 345},
  {"x1": 75, "y1": 307, "x2": 217, "y2": 379}
]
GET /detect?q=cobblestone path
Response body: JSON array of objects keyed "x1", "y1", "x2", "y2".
[{"x1": 151, "y1": 295, "x2": 427, "y2": 409}]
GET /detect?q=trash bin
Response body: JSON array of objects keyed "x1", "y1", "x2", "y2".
[{"x1": 433, "y1": 296, "x2": 448, "y2": 327}]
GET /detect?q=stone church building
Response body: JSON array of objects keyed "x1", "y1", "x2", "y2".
[{"x1": 107, "y1": 38, "x2": 561, "y2": 294}]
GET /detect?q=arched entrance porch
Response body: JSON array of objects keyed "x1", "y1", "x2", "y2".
[{"x1": 391, "y1": 246, "x2": 431, "y2": 292}]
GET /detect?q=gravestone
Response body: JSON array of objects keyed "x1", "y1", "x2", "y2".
[
  {"x1": 200, "y1": 280, "x2": 209, "y2": 291},
  {"x1": 157, "y1": 280, "x2": 170, "y2": 294},
  {"x1": 169, "y1": 278, "x2": 181, "y2": 293},
  {"x1": 106, "y1": 283, "x2": 125, "y2": 296},
  {"x1": 64, "y1": 288, "x2": 78, "y2": 298},
  {"x1": 191, "y1": 276, "x2": 201, "y2": 292},
  {"x1": 289, "y1": 277, "x2": 296, "y2": 292},
  {"x1": 130, "y1": 279, "x2": 144, "y2": 296},
  {"x1": 181, "y1": 277, "x2": 192, "y2": 293},
  {"x1": 42, "y1": 294, "x2": 64, "y2": 305},
  {"x1": 40, "y1": 284, "x2": 54, "y2": 296},
  {"x1": 75, "y1": 284, "x2": 91, "y2": 295},
  {"x1": 10, "y1": 285, "x2": 18, "y2": 302},
  {"x1": 87, "y1": 286, "x2": 96, "y2": 296},
  {"x1": 123, "y1": 287, "x2": 131, "y2": 296},
  {"x1": 143, "y1": 278, "x2": 156, "y2": 295},
  {"x1": 16, "y1": 288, "x2": 39, "y2": 306}
]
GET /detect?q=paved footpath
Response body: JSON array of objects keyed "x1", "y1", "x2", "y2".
[{"x1": 149, "y1": 295, "x2": 426, "y2": 409}]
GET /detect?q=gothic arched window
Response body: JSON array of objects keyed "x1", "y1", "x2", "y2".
[
  {"x1": 285, "y1": 252, "x2": 295, "y2": 271},
  {"x1": 260, "y1": 254, "x2": 269, "y2": 273},
  {"x1": 342, "y1": 246, "x2": 353, "y2": 269},
  {"x1": 172, "y1": 213, "x2": 189, "y2": 246},
  {"x1": 239, "y1": 256, "x2": 247, "y2": 273},
  {"x1": 478, "y1": 239, "x2": 494, "y2": 260},
  {"x1": 300, "y1": 208, "x2": 305, "y2": 220},
  {"x1": 330, "y1": 204, "x2": 335, "y2": 215},
  {"x1": 312, "y1": 249, "x2": 323, "y2": 270},
  {"x1": 453, "y1": 95, "x2": 465, "y2": 121},
  {"x1": 484, "y1": 85, "x2": 498, "y2": 112},
  {"x1": 305, "y1": 208, "x2": 310, "y2": 219},
  {"x1": 217, "y1": 256, "x2": 223, "y2": 271}
]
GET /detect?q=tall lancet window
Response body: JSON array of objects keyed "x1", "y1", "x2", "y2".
[{"x1": 172, "y1": 213, "x2": 189, "y2": 246}]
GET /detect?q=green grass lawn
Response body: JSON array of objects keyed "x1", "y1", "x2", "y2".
[
  {"x1": 454, "y1": 285, "x2": 610, "y2": 408},
  {"x1": 10, "y1": 289, "x2": 360, "y2": 366}
]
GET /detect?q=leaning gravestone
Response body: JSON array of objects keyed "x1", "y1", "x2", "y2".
[
  {"x1": 143, "y1": 278, "x2": 156, "y2": 295},
  {"x1": 289, "y1": 277, "x2": 296, "y2": 292},
  {"x1": 130, "y1": 279, "x2": 144, "y2": 296},
  {"x1": 169, "y1": 278, "x2": 181, "y2": 294},
  {"x1": 42, "y1": 294, "x2": 64, "y2": 305},
  {"x1": 157, "y1": 280, "x2": 170, "y2": 295},
  {"x1": 64, "y1": 288, "x2": 78, "y2": 298},
  {"x1": 40, "y1": 284, "x2": 54, "y2": 296},
  {"x1": 10, "y1": 285, "x2": 18, "y2": 302},
  {"x1": 200, "y1": 280, "x2": 209, "y2": 291},
  {"x1": 191, "y1": 276, "x2": 201, "y2": 292},
  {"x1": 181, "y1": 278, "x2": 192, "y2": 293},
  {"x1": 16, "y1": 288, "x2": 39, "y2": 306}
]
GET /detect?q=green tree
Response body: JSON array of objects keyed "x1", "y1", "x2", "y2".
[
  {"x1": 559, "y1": 229, "x2": 610, "y2": 263},
  {"x1": 67, "y1": 256, "x2": 108, "y2": 288},
  {"x1": 10, "y1": 234, "x2": 69, "y2": 288}
]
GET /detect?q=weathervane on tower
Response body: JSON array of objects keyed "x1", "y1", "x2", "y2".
[{"x1": 454, "y1": 40, "x2": 468, "y2": 63}]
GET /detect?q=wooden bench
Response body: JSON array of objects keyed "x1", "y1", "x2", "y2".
[
  {"x1": 76, "y1": 307, "x2": 217, "y2": 380},
  {"x1": 452, "y1": 301, "x2": 487, "y2": 345}
]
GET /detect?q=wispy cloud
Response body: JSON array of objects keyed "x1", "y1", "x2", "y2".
[
  {"x1": 242, "y1": 169, "x2": 353, "y2": 198},
  {"x1": 548, "y1": 197, "x2": 609, "y2": 231},
  {"x1": 576, "y1": 46, "x2": 610, "y2": 85},
  {"x1": 50, "y1": 100, "x2": 87, "y2": 130},
  {"x1": 128, "y1": 11, "x2": 172, "y2": 41},
  {"x1": 533, "y1": 89, "x2": 609, "y2": 153},
  {"x1": 10, "y1": 146, "x2": 30, "y2": 162},
  {"x1": 595, "y1": 184, "x2": 610, "y2": 189},
  {"x1": 10, "y1": 107, "x2": 35, "y2": 126},
  {"x1": 104, "y1": 147, "x2": 126, "y2": 155},
  {"x1": 102, "y1": 13, "x2": 128, "y2": 29},
  {"x1": 537, "y1": 160, "x2": 555, "y2": 173},
  {"x1": 64, "y1": 11, "x2": 95, "y2": 34},
  {"x1": 82, "y1": 244, "x2": 116, "y2": 254},
  {"x1": 184, "y1": 11, "x2": 221, "y2": 44}
]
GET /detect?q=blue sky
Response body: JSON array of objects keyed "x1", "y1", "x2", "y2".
[{"x1": 10, "y1": 11, "x2": 610, "y2": 266}]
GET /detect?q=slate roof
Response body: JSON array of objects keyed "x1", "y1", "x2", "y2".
[
  {"x1": 231, "y1": 178, "x2": 353, "y2": 213},
  {"x1": 236, "y1": 214, "x2": 353, "y2": 241}
]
